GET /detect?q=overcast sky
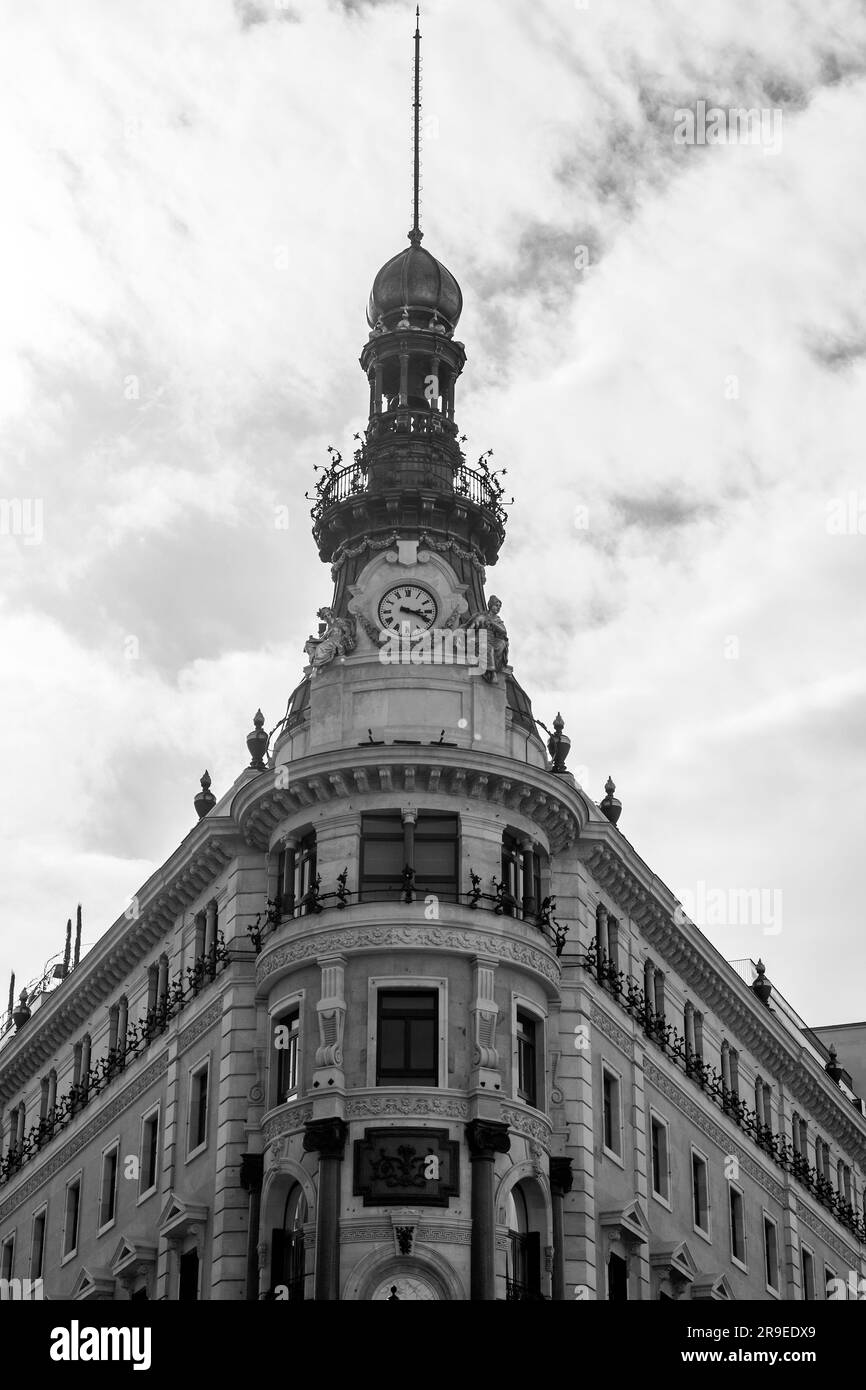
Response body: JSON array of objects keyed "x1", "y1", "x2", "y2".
[{"x1": 1, "y1": 0, "x2": 865, "y2": 1026}]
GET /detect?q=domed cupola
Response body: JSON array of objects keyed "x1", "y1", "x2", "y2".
[{"x1": 367, "y1": 234, "x2": 463, "y2": 335}]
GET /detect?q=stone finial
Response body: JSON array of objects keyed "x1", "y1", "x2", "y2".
[
  {"x1": 12, "y1": 990, "x2": 31, "y2": 1032},
  {"x1": 246, "y1": 709, "x2": 269, "y2": 770},
  {"x1": 600, "y1": 775, "x2": 622, "y2": 826},
  {"x1": 194, "y1": 770, "x2": 216, "y2": 820},
  {"x1": 751, "y1": 958, "x2": 772, "y2": 1006},
  {"x1": 546, "y1": 712, "x2": 571, "y2": 774},
  {"x1": 825, "y1": 1044, "x2": 843, "y2": 1085}
]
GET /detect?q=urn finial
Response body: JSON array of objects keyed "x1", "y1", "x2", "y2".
[
  {"x1": 246, "y1": 709, "x2": 269, "y2": 770},
  {"x1": 825, "y1": 1043, "x2": 843, "y2": 1085},
  {"x1": 194, "y1": 769, "x2": 216, "y2": 819},
  {"x1": 12, "y1": 989, "x2": 31, "y2": 1032},
  {"x1": 547, "y1": 712, "x2": 571, "y2": 774},
  {"x1": 600, "y1": 776, "x2": 622, "y2": 826},
  {"x1": 751, "y1": 958, "x2": 772, "y2": 1005}
]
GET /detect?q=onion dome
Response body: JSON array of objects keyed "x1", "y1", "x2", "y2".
[
  {"x1": 194, "y1": 770, "x2": 216, "y2": 820},
  {"x1": 367, "y1": 235, "x2": 463, "y2": 333}
]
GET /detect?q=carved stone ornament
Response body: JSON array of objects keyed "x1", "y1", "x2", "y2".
[
  {"x1": 466, "y1": 1118, "x2": 511, "y2": 1159},
  {"x1": 303, "y1": 607, "x2": 357, "y2": 668},
  {"x1": 302, "y1": 1117, "x2": 349, "y2": 1159}
]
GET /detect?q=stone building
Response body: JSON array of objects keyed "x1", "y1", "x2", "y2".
[{"x1": 0, "y1": 34, "x2": 865, "y2": 1303}]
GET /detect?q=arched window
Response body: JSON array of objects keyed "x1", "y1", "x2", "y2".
[
  {"x1": 505, "y1": 1184, "x2": 541, "y2": 1301},
  {"x1": 270, "y1": 1185, "x2": 307, "y2": 1301}
]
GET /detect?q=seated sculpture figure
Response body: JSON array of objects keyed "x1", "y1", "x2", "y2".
[
  {"x1": 461, "y1": 595, "x2": 509, "y2": 682},
  {"x1": 304, "y1": 607, "x2": 357, "y2": 669}
]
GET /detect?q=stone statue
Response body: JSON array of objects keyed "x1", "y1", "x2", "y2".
[
  {"x1": 304, "y1": 607, "x2": 356, "y2": 669},
  {"x1": 461, "y1": 595, "x2": 509, "y2": 682}
]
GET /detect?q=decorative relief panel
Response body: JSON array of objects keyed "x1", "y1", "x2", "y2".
[
  {"x1": 177, "y1": 998, "x2": 222, "y2": 1055},
  {"x1": 354, "y1": 1128, "x2": 460, "y2": 1208},
  {"x1": 500, "y1": 1106, "x2": 553, "y2": 1146},
  {"x1": 796, "y1": 1202, "x2": 859, "y2": 1264},
  {"x1": 263, "y1": 1104, "x2": 314, "y2": 1147}
]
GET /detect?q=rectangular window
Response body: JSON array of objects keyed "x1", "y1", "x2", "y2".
[
  {"x1": 801, "y1": 1246, "x2": 815, "y2": 1301},
  {"x1": 376, "y1": 990, "x2": 437, "y2": 1085},
  {"x1": 729, "y1": 1185, "x2": 746, "y2": 1267},
  {"x1": 516, "y1": 1010, "x2": 537, "y2": 1107},
  {"x1": 692, "y1": 1151, "x2": 710, "y2": 1235},
  {"x1": 650, "y1": 1114, "x2": 670, "y2": 1204},
  {"x1": 99, "y1": 1145, "x2": 119, "y2": 1230},
  {"x1": 763, "y1": 1214, "x2": 779, "y2": 1293},
  {"x1": 825, "y1": 1264, "x2": 840, "y2": 1300},
  {"x1": 30, "y1": 1210, "x2": 46, "y2": 1280},
  {"x1": 140, "y1": 1107, "x2": 160, "y2": 1197},
  {"x1": 0, "y1": 1235, "x2": 14, "y2": 1280},
  {"x1": 188, "y1": 1062, "x2": 209, "y2": 1156},
  {"x1": 63, "y1": 1177, "x2": 81, "y2": 1258},
  {"x1": 602, "y1": 1066, "x2": 622, "y2": 1158},
  {"x1": 275, "y1": 1008, "x2": 300, "y2": 1103},
  {"x1": 361, "y1": 813, "x2": 458, "y2": 901}
]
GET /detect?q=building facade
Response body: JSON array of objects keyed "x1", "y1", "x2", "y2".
[{"x1": 1, "y1": 177, "x2": 865, "y2": 1306}]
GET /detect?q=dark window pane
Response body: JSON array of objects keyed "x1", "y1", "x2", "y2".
[
  {"x1": 364, "y1": 842, "x2": 404, "y2": 876},
  {"x1": 379, "y1": 1019, "x2": 405, "y2": 1070},
  {"x1": 414, "y1": 841, "x2": 456, "y2": 877},
  {"x1": 409, "y1": 1019, "x2": 435, "y2": 1070}
]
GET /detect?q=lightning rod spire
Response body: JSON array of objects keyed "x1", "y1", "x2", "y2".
[{"x1": 410, "y1": 6, "x2": 423, "y2": 245}]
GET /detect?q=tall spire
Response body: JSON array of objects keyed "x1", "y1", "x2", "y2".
[{"x1": 410, "y1": 7, "x2": 423, "y2": 245}]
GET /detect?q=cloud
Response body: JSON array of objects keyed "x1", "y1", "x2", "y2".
[{"x1": 1, "y1": 0, "x2": 866, "y2": 1023}]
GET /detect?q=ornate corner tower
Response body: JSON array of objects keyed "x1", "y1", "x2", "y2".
[{"x1": 239, "y1": 10, "x2": 583, "y2": 1304}]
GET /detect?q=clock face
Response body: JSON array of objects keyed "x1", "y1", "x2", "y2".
[
  {"x1": 372, "y1": 1275, "x2": 438, "y2": 1301},
  {"x1": 377, "y1": 584, "x2": 437, "y2": 635}
]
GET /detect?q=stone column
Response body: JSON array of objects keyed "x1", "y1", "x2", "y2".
[
  {"x1": 205, "y1": 900, "x2": 218, "y2": 960},
  {"x1": 240, "y1": 1153, "x2": 264, "y2": 1302},
  {"x1": 399, "y1": 353, "x2": 409, "y2": 407},
  {"x1": 467, "y1": 1118, "x2": 511, "y2": 1301},
  {"x1": 595, "y1": 904, "x2": 608, "y2": 979},
  {"x1": 303, "y1": 1118, "x2": 348, "y2": 1302},
  {"x1": 117, "y1": 997, "x2": 128, "y2": 1060},
  {"x1": 520, "y1": 840, "x2": 537, "y2": 918},
  {"x1": 157, "y1": 954, "x2": 169, "y2": 1009},
  {"x1": 550, "y1": 1157, "x2": 573, "y2": 1301}
]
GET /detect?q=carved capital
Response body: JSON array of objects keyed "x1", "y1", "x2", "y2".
[
  {"x1": 466, "y1": 1118, "x2": 511, "y2": 1160},
  {"x1": 550, "y1": 1156, "x2": 574, "y2": 1196},
  {"x1": 303, "y1": 1116, "x2": 349, "y2": 1159}
]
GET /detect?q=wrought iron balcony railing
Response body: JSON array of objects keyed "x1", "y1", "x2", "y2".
[
  {"x1": 0, "y1": 938, "x2": 231, "y2": 1188},
  {"x1": 246, "y1": 873, "x2": 568, "y2": 956},
  {"x1": 581, "y1": 939, "x2": 866, "y2": 1244}
]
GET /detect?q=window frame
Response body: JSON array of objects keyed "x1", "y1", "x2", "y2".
[
  {"x1": 268, "y1": 989, "x2": 305, "y2": 1109},
  {"x1": 367, "y1": 976, "x2": 447, "y2": 1089},
  {"x1": 137, "y1": 1103, "x2": 161, "y2": 1203},
  {"x1": 30, "y1": 1205, "x2": 47, "y2": 1282},
  {"x1": 61, "y1": 1171, "x2": 82, "y2": 1264},
  {"x1": 98, "y1": 1138, "x2": 120, "y2": 1235},
  {"x1": 728, "y1": 1181, "x2": 748, "y2": 1272},
  {"x1": 0, "y1": 1232, "x2": 15, "y2": 1281},
  {"x1": 360, "y1": 812, "x2": 459, "y2": 903},
  {"x1": 512, "y1": 996, "x2": 546, "y2": 1111},
  {"x1": 824, "y1": 1262, "x2": 841, "y2": 1300},
  {"x1": 186, "y1": 1056, "x2": 211, "y2": 1161},
  {"x1": 762, "y1": 1210, "x2": 780, "y2": 1296},
  {"x1": 800, "y1": 1243, "x2": 816, "y2": 1301},
  {"x1": 601, "y1": 1062, "x2": 623, "y2": 1165},
  {"x1": 649, "y1": 1110, "x2": 671, "y2": 1209},
  {"x1": 691, "y1": 1146, "x2": 711, "y2": 1242}
]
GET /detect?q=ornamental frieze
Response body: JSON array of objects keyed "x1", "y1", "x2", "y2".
[
  {"x1": 0, "y1": 1053, "x2": 169, "y2": 1222},
  {"x1": 263, "y1": 1104, "x2": 314, "y2": 1147},
  {"x1": 500, "y1": 1106, "x2": 553, "y2": 1147},
  {"x1": 590, "y1": 1003, "x2": 635, "y2": 1060},
  {"x1": 796, "y1": 1201, "x2": 859, "y2": 1265},
  {"x1": 643, "y1": 1060, "x2": 785, "y2": 1205},
  {"x1": 340, "y1": 1224, "x2": 391, "y2": 1243},
  {"x1": 257, "y1": 924, "x2": 560, "y2": 989},
  {"x1": 177, "y1": 998, "x2": 223, "y2": 1055},
  {"x1": 346, "y1": 1095, "x2": 469, "y2": 1121}
]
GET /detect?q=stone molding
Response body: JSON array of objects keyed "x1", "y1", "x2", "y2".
[
  {"x1": 590, "y1": 1003, "x2": 635, "y2": 1060},
  {"x1": 258, "y1": 922, "x2": 560, "y2": 990}
]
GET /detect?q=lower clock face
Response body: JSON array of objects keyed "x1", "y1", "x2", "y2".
[
  {"x1": 372, "y1": 1275, "x2": 439, "y2": 1301},
  {"x1": 377, "y1": 583, "x2": 438, "y2": 634}
]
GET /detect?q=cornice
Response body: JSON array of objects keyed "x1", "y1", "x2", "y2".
[
  {"x1": 577, "y1": 838, "x2": 866, "y2": 1162},
  {"x1": 233, "y1": 747, "x2": 592, "y2": 855},
  {"x1": 0, "y1": 825, "x2": 241, "y2": 1102}
]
